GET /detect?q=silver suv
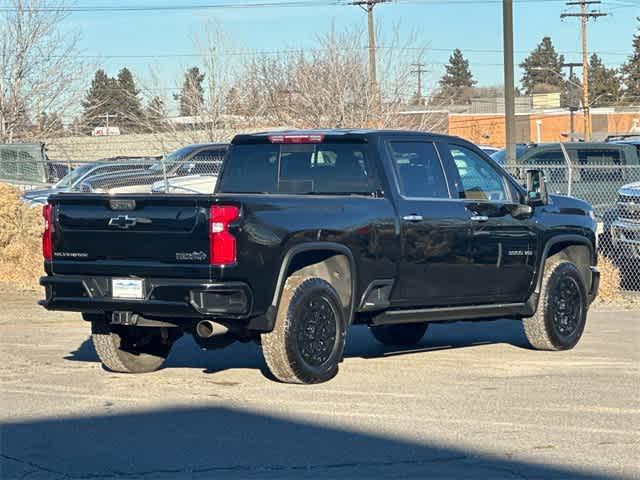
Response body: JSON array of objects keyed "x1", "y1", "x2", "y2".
[{"x1": 611, "y1": 182, "x2": 640, "y2": 284}]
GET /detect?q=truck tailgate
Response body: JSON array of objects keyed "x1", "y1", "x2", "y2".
[{"x1": 51, "y1": 195, "x2": 211, "y2": 278}]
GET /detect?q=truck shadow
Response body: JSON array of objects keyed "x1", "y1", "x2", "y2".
[
  {"x1": 0, "y1": 404, "x2": 617, "y2": 479},
  {"x1": 66, "y1": 320, "x2": 531, "y2": 378}
]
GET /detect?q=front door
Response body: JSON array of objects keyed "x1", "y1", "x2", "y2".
[{"x1": 445, "y1": 143, "x2": 538, "y2": 303}]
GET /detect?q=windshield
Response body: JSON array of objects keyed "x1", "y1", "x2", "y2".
[
  {"x1": 218, "y1": 142, "x2": 378, "y2": 195},
  {"x1": 149, "y1": 146, "x2": 195, "y2": 172},
  {"x1": 54, "y1": 163, "x2": 93, "y2": 188}
]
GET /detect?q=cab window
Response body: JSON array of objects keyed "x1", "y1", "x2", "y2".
[
  {"x1": 388, "y1": 141, "x2": 449, "y2": 198},
  {"x1": 449, "y1": 145, "x2": 509, "y2": 202}
]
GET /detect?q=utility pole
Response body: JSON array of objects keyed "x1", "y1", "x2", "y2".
[
  {"x1": 561, "y1": 62, "x2": 583, "y2": 139},
  {"x1": 352, "y1": 0, "x2": 390, "y2": 99},
  {"x1": 97, "y1": 113, "x2": 117, "y2": 136},
  {"x1": 503, "y1": 0, "x2": 516, "y2": 167},
  {"x1": 411, "y1": 62, "x2": 427, "y2": 104},
  {"x1": 561, "y1": 1, "x2": 607, "y2": 141}
]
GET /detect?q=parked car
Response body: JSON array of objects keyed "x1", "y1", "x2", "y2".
[
  {"x1": 612, "y1": 138, "x2": 640, "y2": 157},
  {"x1": 602, "y1": 181, "x2": 640, "y2": 287},
  {"x1": 517, "y1": 142, "x2": 640, "y2": 216},
  {"x1": 151, "y1": 174, "x2": 218, "y2": 194},
  {"x1": 21, "y1": 157, "x2": 158, "y2": 207},
  {"x1": 79, "y1": 144, "x2": 227, "y2": 194},
  {"x1": 478, "y1": 145, "x2": 500, "y2": 156},
  {"x1": 40, "y1": 129, "x2": 600, "y2": 384},
  {"x1": 489, "y1": 144, "x2": 531, "y2": 165},
  {"x1": 0, "y1": 142, "x2": 69, "y2": 185}
]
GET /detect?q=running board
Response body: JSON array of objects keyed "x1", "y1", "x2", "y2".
[{"x1": 370, "y1": 302, "x2": 527, "y2": 326}]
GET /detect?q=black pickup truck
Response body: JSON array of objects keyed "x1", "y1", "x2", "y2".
[{"x1": 40, "y1": 130, "x2": 600, "y2": 384}]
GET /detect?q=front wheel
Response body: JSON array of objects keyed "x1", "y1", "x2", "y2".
[
  {"x1": 261, "y1": 276, "x2": 347, "y2": 384},
  {"x1": 523, "y1": 259, "x2": 588, "y2": 351},
  {"x1": 90, "y1": 315, "x2": 175, "y2": 373}
]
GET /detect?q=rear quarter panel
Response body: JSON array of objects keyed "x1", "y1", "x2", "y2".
[{"x1": 214, "y1": 194, "x2": 399, "y2": 316}]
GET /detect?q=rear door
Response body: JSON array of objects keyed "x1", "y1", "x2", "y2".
[
  {"x1": 384, "y1": 138, "x2": 474, "y2": 308},
  {"x1": 444, "y1": 142, "x2": 537, "y2": 303}
]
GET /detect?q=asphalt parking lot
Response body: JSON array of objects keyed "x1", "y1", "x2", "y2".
[{"x1": 1, "y1": 286, "x2": 639, "y2": 479}]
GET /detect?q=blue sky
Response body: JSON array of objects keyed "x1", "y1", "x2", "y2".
[{"x1": 60, "y1": 0, "x2": 639, "y2": 103}]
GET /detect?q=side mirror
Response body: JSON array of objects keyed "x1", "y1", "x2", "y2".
[{"x1": 525, "y1": 169, "x2": 548, "y2": 206}]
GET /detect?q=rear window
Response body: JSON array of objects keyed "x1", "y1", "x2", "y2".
[{"x1": 217, "y1": 143, "x2": 378, "y2": 195}]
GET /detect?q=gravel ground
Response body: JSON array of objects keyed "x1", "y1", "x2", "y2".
[{"x1": 1, "y1": 285, "x2": 639, "y2": 479}]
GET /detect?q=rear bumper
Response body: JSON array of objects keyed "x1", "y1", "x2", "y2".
[{"x1": 39, "y1": 275, "x2": 253, "y2": 319}]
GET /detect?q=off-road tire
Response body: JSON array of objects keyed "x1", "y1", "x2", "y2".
[
  {"x1": 523, "y1": 259, "x2": 588, "y2": 351},
  {"x1": 370, "y1": 323, "x2": 429, "y2": 346},
  {"x1": 261, "y1": 276, "x2": 347, "y2": 384},
  {"x1": 90, "y1": 316, "x2": 173, "y2": 373}
]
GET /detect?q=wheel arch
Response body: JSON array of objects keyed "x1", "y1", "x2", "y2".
[
  {"x1": 528, "y1": 234, "x2": 596, "y2": 312},
  {"x1": 271, "y1": 242, "x2": 357, "y2": 325}
]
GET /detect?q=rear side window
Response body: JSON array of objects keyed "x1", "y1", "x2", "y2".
[
  {"x1": 388, "y1": 141, "x2": 449, "y2": 198},
  {"x1": 576, "y1": 148, "x2": 623, "y2": 182},
  {"x1": 218, "y1": 143, "x2": 378, "y2": 195},
  {"x1": 575, "y1": 149, "x2": 621, "y2": 165}
]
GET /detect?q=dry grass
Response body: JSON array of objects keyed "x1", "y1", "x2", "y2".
[
  {"x1": 0, "y1": 183, "x2": 43, "y2": 290},
  {"x1": 596, "y1": 256, "x2": 622, "y2": 304}
]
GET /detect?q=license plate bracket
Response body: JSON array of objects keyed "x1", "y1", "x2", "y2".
[{"x1": 112, "y1": 278, "x2": 145, "y2": 300}]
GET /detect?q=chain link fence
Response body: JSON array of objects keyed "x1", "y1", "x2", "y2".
[
  {"x1": 1, "y1": 146, "x2": 638, "y2": 293},
  {"x1": 505, "y1": 163, "x2": 640, "y2": 292},
  {"x1": 2, "y1": 150, "x2": 225, "y2": 200}
]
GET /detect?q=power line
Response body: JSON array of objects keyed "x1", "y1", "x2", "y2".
[
  {"x1": 1, "y1": 0, "x2": 636, "y2": 13},
  {"x1": 37, "y1": 46, "x2": 631, "y2": 61}
]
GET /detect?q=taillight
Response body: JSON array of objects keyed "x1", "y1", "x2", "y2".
[
  {"x1": 268, "y1": 134, "x2": 324, "y2": 144},
  {"x1": 42, "y1": 204, "x2": 53, "y2": 261},
  {"x1": 209, "y1": 205, "x2": 239, "y2": 266}
]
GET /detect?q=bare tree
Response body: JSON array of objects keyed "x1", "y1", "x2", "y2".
[
  {"x1": 235, "y1": 24, "x2": 444, "y2": 132},
  {"x1": 0, "y1": 0, "x2": 85, "y2": 142}
]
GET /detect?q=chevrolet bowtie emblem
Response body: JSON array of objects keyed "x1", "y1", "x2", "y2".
[{"x1": 108, "y1": 215, "x2": 137, "y2": 229}]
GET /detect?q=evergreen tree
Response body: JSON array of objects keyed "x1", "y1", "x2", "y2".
[
  {"x1": 81, "y1": 69, "x2": 120, "y2": 133},
  {"x1": 144, "y1": 96, "x2": 166, "y2": 131},
  {"x1": 437, "y1": 49, "x2": 476, "y2": 104},
  {"x1": 175, "y1": 67, "x2": 205, "y2": 116},
  {"x1": 115, "y1": 68, "x2": 143, "y2": 130},
  {"x1": 520, "y1": 37, "x2": 565, "y2": 94},
  {"x1": 620, "y1": 17, "x2": 640, "y2": 104},
  {"x1": 560, "y1": 72, "x2": 582, "y2": 110},
  {"x1": 588, "y1": 54, "x2": 621, "y2": 106}
]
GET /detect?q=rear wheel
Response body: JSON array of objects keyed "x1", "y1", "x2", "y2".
[
  {"x1": 90, "y1": 315, "x2": 175, "y2": 373},
  {"x1": 261, "y1": 276, "x2": 347, "y2": 384},
  {"x1": 523, "y1": 259, "x2": 588, "y2": 351},
  {"x1": 370, "y1": 323, "x2": 429, "y2": 347}
]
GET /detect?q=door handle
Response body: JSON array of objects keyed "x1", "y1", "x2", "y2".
[
  {"x1": 402, "y1": 214, "x2": 423, "y2": 222},
  {"x1": 470, "y1": 215, "x2": 489, "y2": 222}
]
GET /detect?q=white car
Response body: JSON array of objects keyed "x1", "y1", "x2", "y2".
[{"x1": 151, "y1": 175, "x2": 218, "y2": 194}]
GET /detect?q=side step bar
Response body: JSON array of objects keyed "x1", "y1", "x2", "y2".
[{"x1": 370, "y1": 302, "x2": 527, "y2": 326}]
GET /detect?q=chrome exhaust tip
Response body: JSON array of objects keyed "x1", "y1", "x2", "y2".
[{"x1": 195, "y1": 320, "x2": 228, "y2": 339}]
